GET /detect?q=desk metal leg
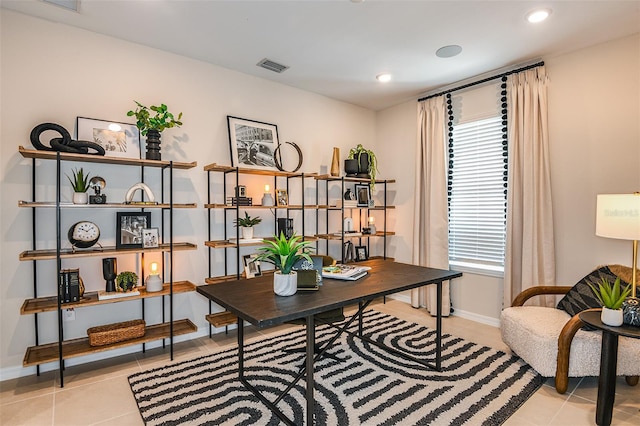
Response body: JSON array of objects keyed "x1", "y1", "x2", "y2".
[
  {"x1": 596, "y1": 332, "x2": 618, "y2": 426},
  {"x1": 306, "y1": 315, "x2": 315, "y2": 425},
  {"x1": 436, "y1": 281, "x2": 442, "y2": 371},
  {"x1": 238, "y1": 317, "x2": 244, "y2": 379}
]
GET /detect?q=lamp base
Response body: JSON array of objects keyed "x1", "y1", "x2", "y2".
[
  {"x1": 262, "y1": 193, "x2": 274, "y2": 206},
  {"x1": 622, "y1": 297, "x2": 640, "y2": 326},
  {"x1": 145, "y1": 274, "x2": 164, "y2": 293}
]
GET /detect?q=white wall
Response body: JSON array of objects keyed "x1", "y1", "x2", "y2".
[
  {"x1": 375, "y1": 33, "x2": 640, "y2": 324},
  {"x1": 0, "y1": 10, "x2": 377, "y2": 378}
]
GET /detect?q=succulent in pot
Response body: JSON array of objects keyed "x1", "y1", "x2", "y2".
[
  {"x1": 66, "y1": 167, "x2": 90, "y2": 204},
  {"x1": 589, "y1": 276, "x2": 632, "y2": 326},
  {"x1": 234, "y1": 212, "x2": 262, "y2": 239},
  {"x1": 116, "y1": 271, "x2": 139, "y2": 292}
]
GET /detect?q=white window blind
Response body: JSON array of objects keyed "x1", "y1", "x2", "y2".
[{"x1": 448, "y1": 115, "x2": 507, "y2": 272}]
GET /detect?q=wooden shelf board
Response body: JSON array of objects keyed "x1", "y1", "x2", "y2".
[
  {"x1": 23, "y1": 319, "x2": 197, "y2": 367},
  {"x1": 205, "y1": 235, "x2": 317, "y2": 249},
  {"x1": 20, "y1": 281, "x2": 196, "y2": 315},
  {"x1": 323, "y1": 205, "x2": 395, "y2": 210},
  {"x1": 19, "y1": 146, "x2": 197, "y2": 169},
  {"x1": 203, "y1": 163, "x2": 318, "y2": 178},
  {"x1": 18, "y1": 201, "x2": 197, "y2": 209},
  {"x1": 315, "y1": 232, "x2": 395, "y2": 240},
  {"x1": 205, "y1": 312, "x2": 237, "y2": 327},
  {"x1": 19, "y1": 242, "x2": 197, "y2": 261},
  {"x1": 315, "y1": 174, "x2": 396, "y2": 184},
  {"x1": 204, "y1": 204, "x2": 320, "y2": 210}
]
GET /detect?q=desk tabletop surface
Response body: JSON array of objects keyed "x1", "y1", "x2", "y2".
[
  {"x1": 197, "y1": 259, "x2": 462, "y2": 327},
  {"x1": 579, "y1": 310, "x2": 640, "y2": 339}
]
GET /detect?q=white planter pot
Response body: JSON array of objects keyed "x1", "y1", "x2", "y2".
[
  {"x1": 72, "y1": 192, "x2": 88, "y2": 204},
  {"x1": 241, "y1": 226, "x2": 254, "y2": 240},
  {"x1": 601, "y1": 307, "x2": 623, "y2": 327},
  {"x1": 274, "y1": 271, "x2": 297, "y2": 296}
]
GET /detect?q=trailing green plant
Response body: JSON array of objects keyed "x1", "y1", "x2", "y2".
[
  {"x1": 347, "y1": 144, "x2": 379, "y2": 190},
  {"x1": 116, "y1": 271, "x2": 139, "y2": 292},
  {"x1": 126, "y1": 101, "x2": 183, "y2": 136},
  {"x1": 66, "y1": 167, "x2": 90, "y2": 192},
  {"x1": 253, "y1": 233, "x2": 313, "y2": 275},
  {"x1": 588, "y1": 276, "x2": 632, "y2": 310},
  {"x1": 234, "y1": 212, "x2": 262, "y2": 228}
]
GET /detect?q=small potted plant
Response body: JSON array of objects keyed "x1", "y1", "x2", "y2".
[
  {"x1": 346, "y1": 144, "x2": 379, "y2": 190},
  {"x1": 254, "y1": 233, "x2": 313, "y2": 296},
  {"x1": 66, "y1": 167, "x2": 90, "y2": 204},
  {"x1": 126, "y1": 101, "x2": 183, "y2": 161},
  {"x1": 589, "y1": 276, "x2": 632, "y2": 326},
  {"x1": 116, "y1": 271, "x2": 139, "y2": 292},
  {"x1": 234, "y1": 212, "x2": 262, "y2": 240}
]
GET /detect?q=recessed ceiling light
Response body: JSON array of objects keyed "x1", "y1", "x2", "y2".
[
  {"x1": 435, "y1": 45, "x2": 462, "y2": 58},
  {"x1": 526, "y1": 9, "x2": 551, "y2": 23},
  {"x1": 376, "y1": 73, "x2": 391, "y2": 83}
]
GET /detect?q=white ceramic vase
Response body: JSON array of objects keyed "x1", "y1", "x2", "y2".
[
  {"x1": 242, "y1": 226, "x2": 254, "y2": 240},
  {"x1": 273, "y1": 271, "x2": 297, "y2": 296},
  {"x1": 72, "y1": 192, "x2": 88, "y2": 204},
  {"x1": 601, "y1": 307, "x2": 623, "y2": 327}
]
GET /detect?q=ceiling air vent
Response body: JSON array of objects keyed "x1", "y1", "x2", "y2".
[
  {"x1": 42, "y1": 0, "x2": 80, "y2": 12},
  {"x1": 257, "y1": 58, "x2": 289, "y2": 74}
]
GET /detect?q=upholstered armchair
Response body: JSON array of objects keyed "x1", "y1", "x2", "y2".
[{"x1": 500, "y1": 265, "x2": 640, "y2": 394}]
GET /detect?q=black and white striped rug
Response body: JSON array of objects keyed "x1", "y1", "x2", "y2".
[{"x1": 129, "y1": 310, "x2": 542, "y2": 425}]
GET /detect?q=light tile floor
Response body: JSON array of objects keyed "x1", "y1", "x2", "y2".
[{"x1": 1, "y1": 299, "x2": 638, "y2": 425}]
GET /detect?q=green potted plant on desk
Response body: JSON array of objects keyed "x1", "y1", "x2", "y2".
[
  {"x1": 66, "y1": 167, "x2": 90, "y2": 204},
  {"x1": 234, "y1": 212, "x2": 262, "y2": 240},
  {"x1": 127, "y1": 101, "x2": 183, "y2": 161},
  {"x1": 254, "y1": 233, "x2": 313, "y2": 296},
  {"x1": 589, "y1": 276, "x2": 631, "y2": 326},
  {"x1": 345, "y1": 144, "x2": 379, "y2": 191}
]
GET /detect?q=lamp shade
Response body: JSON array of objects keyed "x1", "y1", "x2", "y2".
[{"x1": 596, "y1": 194, "x2": 640, "y2": 240}]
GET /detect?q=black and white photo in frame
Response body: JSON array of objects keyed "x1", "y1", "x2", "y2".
[
  {"x1": 142, "y1": 228, "x2": 159, "y2": 248},
  {"x1": 77, "y1": 117, "x2": 141, "y2": 159},
  {"x1": 243, "y1": 254, "x2": 262, "y2": 278},
  {"x1": 116, "y1": 212, "x2": 151, "y2": 249},
  {"x1": 227, "y1": 116, "x2": 280, "y2": 171}
]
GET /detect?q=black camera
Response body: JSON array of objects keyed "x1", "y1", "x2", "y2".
[{"x1": 89, "y1": 194, "x2": 107, "y2": 204}]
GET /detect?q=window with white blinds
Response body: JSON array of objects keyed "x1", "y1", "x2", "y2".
[{"x1": 448, "y1": 115, "x2": 507, "y2": 273}]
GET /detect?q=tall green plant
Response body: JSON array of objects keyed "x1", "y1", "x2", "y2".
[
  {"x1": 66, "y1": 167, "x2": 90, "y2": 192},
  {"x1": 254, "y1": 233, "x2": 313, "y2": 274},
  {"x1": 588, "y1": 277, "x2": 631, "y2": 310},
  {"x1": 126, "y1": 101, "x2": 183, "y2": 136}
]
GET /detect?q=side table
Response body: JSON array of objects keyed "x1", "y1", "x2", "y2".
[{"x1": 579, "y1": 310, "x2": 640, "y2": 426}]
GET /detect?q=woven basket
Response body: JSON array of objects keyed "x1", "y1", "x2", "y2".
[{"x1": 87, "y1": 319, "x2": 145, "y2": 347}]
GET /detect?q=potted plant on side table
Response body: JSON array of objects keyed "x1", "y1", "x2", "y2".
[
  {"x1": 234, "y1": 212, "x2": 262, "y2": 240},
  {"x1": 254, "y1": 233, "x2": 313, "y2": 296},
  {"x1": 127, "y1": 101, "x2": 183, "y2": 161},
  {"x1": 66, "y1": 167, "x2": 90, "y2": 204},
  {"x1": 589, "y1": 276, "x2": 632, "y2": 326}
]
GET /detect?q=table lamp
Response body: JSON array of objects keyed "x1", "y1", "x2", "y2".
[
  {"x1": 368, "y1": 216, "x2": 377, "y2": 235},
  {"x1": 145, "y1": 261, "x2": 163, "y2": 292},
  {"x1": 261, "y1": 184, "x2": 274, "y2": 206},
  {"x1": 596, "y1": 193, "x2": 640, "y2": 325}
]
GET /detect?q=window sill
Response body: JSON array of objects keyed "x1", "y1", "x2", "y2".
[{"x1": 449, "y1": 261, "x2": 504, "y2": 278}]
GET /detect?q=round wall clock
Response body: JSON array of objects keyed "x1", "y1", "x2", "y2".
[{"x1": 68, "y1": 221, "x2": 100, "y2": 249}]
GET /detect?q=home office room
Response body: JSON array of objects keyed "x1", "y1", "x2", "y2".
[{"x1": 1, "y1": 1, "x2": 639, "y2": 425}]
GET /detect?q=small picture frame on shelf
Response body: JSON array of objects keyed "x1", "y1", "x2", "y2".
[
  {"x1": 243, "y1": 254, "x2": 262, "y2": 278},
  {"x1": 276, "y1": 189, "x2": 288, "y2": 206},
  {"x1": 142, "y1": 228, "x2": 159, "y2": 248},
  {"x1": 355, "y1": 184, "x2": 371, "y2": 208},
  {"x1": 116, "y1": 212, "x2": 151, "y2": 249},
  {"x1": 355, "y1": 245, "x2": 368, "y2": 262},
  {"x1": 77, "y1": 117, "x2": 141, "y2": 159}
]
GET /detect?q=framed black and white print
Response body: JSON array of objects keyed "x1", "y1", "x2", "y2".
[
  {"x1": 116, "y1": 212, "x2": 151, "y2": 249},
  {"x1": 355, "y1": 184, "x2": 371, "y2": 207},
  {"x1": 77, "y1": 117, "x2": 141, "y2": 159},
  {"x1": 243, "y1": 254, "x2": 262, "y2": 279},
  {"x1": 227, "y1": 116, "x2": 280, "y2": 171},
  {"x1": 355, "y1": 245, "x2": 368, "y2": 262},
  {"x1": 276, "y1": 189, "x2": 288, "y2": 206},
  {"x1": 142, "y1": 227, "x2": 159, "y2": 248}
]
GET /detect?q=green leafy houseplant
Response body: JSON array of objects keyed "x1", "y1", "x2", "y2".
[
  {"x1": 126, "y1": 101, "x2": 183, "y2": 136},
  {"x1": 66, "y1": 167, "x2": 90, "y2": 192},
  {"x1": 347, "y1": 144, "x2": 379, "y2": 190},
  {"x1": 254, "y1": 233, "x2": 313, "y2": 275},
  {"x1": 588, "y1": 277, "x2": 632, "y2": 310},
  {"x1": 234, "y1": 212, "x2": 262, "y2": 228},
  {"x1": 116, "y1": 271, "x2": 139, "y2": 292}
]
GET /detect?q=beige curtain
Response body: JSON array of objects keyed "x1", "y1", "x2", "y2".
[
  {"x1": 412, "y1": 96, "x2": 451, "y2": 316},
  {"x1": 504, "y1": 66, "x2": 556, "y2": 307}
]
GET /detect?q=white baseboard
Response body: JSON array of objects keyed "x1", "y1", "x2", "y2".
[{"x1": 386, "y1": 294, "x2": 500, "y2": 327}]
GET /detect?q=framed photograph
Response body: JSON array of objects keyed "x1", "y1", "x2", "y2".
[
  {"x1": 142, "y1": 228, "x2": 159, "y2": 248},
  {"x1": 227, "y1": 116, "x2": 280, "y2": 171},
  {"x1": 355, "y1": 184, "x2": 371, "y2": 207},
  {"x1": 77, "y1": 117, "x2": 141, "y2": 159},
  {"x1": 243, "y1": 254, "x2": 262, "y2": 279},
  {"x1": 355, "y1": 245, "x2": 369, "y2": 262},
  {"x1": 235, "y1": 185, "x2": 247, "y2": 198},
  {"x1": 116, "y1": 212, "x2": 151, "y2": 249},
  {"x1": 276, "y1": 189, "x2": 288, "y2": 206}
]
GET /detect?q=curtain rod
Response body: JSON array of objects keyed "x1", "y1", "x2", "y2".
[{"x1": 417, "y1": 61, "x2": 545, "y2": 102}]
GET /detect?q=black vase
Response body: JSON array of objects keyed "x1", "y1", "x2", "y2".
[
  {"x1": 356, "y1": 153, "x2": 370, "y2": 178},
  {"x1": 102, "y1": 257, "x2": 117, "y2": 292},
  {"x1": 344, "y1": 159, "x2": 358, "y2": 176},
  {"x1": 145, "y1": 129, "x2": 162, "y2": 160}
]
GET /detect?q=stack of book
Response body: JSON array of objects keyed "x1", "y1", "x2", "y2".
[
  {"x1": 322, "y1": 264, "x2": 371, "y2": 281},
  {"x1": 226, "y1": 197, "x2": 253, "y2": 206},
  {"x1": 59, "y1": 269, "x2": 81, "y2": 303}
]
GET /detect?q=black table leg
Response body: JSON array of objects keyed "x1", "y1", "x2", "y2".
[
  {"x1": 306, "y1": 315, "x2": 315, "y2": 425},
  {"x1": 436, "y1": 281, "x2": 442, "y2": 371},
  {"x1": 238, "y1": 317, "x2": 244, "y2": 379},
  {"x1": 596, "y1": 331, "x2": 619, "y2": 426}
]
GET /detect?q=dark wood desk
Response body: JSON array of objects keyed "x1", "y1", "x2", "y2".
[
  {"x1": 579, "y1": 310, "x2": 640, "y2": 426},
  {"x1": 197, "y1": 259, "x2": 462, "y2": 425}
]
